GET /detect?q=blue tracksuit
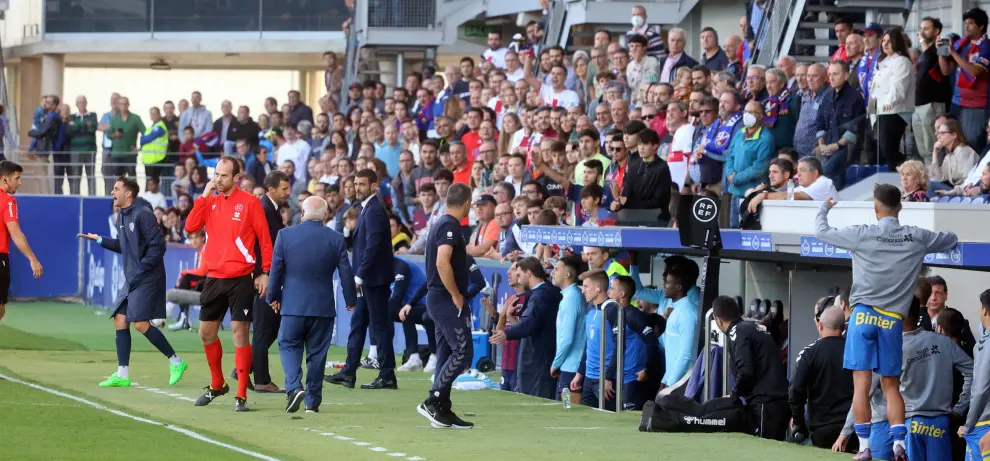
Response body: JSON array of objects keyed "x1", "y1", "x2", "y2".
[{"x1": 98, "y1": 198, "x2": 166, "y2": 322}]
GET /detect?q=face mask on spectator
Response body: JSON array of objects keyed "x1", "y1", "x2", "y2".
[
  {"x1": 631, "y1": 15, "x2": 644, "y2": 28},
  {"x1": 743, "y1": 113, "x2": 757, "y2": 128}
]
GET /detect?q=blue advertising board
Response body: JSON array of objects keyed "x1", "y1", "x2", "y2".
[{"x1": 521, "y1": 225, "x2": 773, "y2": 252}]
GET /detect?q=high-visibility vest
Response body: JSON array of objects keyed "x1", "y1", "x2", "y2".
[{"x1": 140, "y1": 120, "x2": 168, "y2": 165}]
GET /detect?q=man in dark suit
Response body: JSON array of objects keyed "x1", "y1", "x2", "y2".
[
  {"x1": 490, "y1": 256, "x2": 562, "y2": 400},
  {"x1": 268, "y1": 196, "x2": 357, "y2": 413},
  {"x1": 657, "y1": 28, "x2": 699, "y2": 83},
  {"x1": 234, "y1": 170, "x2": 291, "y2": 393},
  {"x1": 212, "y1": 100, "x2": 240, "y2": 154},
  {"x1": 326, "y1": 169, "x2": 397, "y2": 389}
]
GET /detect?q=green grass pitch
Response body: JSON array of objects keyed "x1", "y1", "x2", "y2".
[{"x1": 0, "y1": 303, "x2": 850, "y2": 461}]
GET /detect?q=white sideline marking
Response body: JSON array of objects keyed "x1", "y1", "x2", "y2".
[
  {"x1": 544, "y1": 426, "x2": 604, "y2": 430},
  {"x1": 0, "y1": 373, "x2": 281, "y2": 461},
  {"x1": 303, "y1": 428, "x2": 427, "y2": 460},
  {"x1": 132, "y1": 383, "x2": 197, "y2": 403},
  {"x1": 511, "y1": 402, "x2": 559, "y2": 406},
  {"x1": 0, "y1": 401, "x2": 81, "y2": 407}
]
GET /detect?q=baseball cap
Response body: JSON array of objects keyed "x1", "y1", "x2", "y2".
[
  {"x1": 863, "y1": 23, "x2": 884, "y2": 36},
  {"x1": 473, "y1": 194, "x2": 496, "y2": 206}
]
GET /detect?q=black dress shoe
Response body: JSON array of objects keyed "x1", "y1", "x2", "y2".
[
  {"x1": 360, "y1": 377, "x2": 398, "y2": 390},
  {"x1": 325, "y1": 372, "x2": 356, "y2": 389}
]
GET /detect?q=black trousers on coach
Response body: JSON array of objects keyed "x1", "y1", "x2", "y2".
[
  {"x1": 748, "y1": 399, "x2": 789, "y2": 441},
  {"x1": 251, "y1": 294, "x2": 281, "y2": 385}
]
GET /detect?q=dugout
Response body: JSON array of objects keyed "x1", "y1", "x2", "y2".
[{"x1": 521, "y1": 198, "x2": 990, "y2": 379}]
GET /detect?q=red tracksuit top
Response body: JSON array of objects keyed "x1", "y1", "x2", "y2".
[{"x1": 184, "y1": 187, "x2": 272, "y2": 279}]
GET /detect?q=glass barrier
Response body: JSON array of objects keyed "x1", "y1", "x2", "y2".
[{"x1": 45, "y1": 0, "x2": 151, "y2": 34}]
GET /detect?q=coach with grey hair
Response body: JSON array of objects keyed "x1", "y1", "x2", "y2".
[
  {"x1": 268, "y1": 196, "x2": 357, "y2": 414},
  {"x1": 788, "y1": 305, "x2": 854, "y2": 450}
]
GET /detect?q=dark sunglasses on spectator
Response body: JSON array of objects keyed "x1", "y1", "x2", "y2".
[
  {"x1": 700, "y1": 109, "x2": 715, "y2": 114},
  {"x1": 642, "y1": 114, "x2": 656, "y2": 120}
]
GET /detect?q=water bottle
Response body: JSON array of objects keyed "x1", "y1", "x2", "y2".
[
  {"x1": 562, "y1": 388, "x2": 571, "y2": 409},
  {"x1": 787, "y1": 179, "x2": 795, "y2": 201}
]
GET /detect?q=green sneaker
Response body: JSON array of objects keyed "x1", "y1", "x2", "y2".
[
  {"x1": 99, "y1": 373, "x2": 131, "y2": 388},
  {"x1": 169, "y1": 359, "x2": 189, "y2": 386}
]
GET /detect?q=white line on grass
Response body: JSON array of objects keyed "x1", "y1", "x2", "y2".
[
  {"x1": 544, "y1": 426, "x2": 604, "y2": 430},
  {"x1": 132, "y1": 383, "x2": 197, "y2": 402},
  {"x1": 0, "y1": 373, "x2": 281, "y2": 461},
  {"x1": 303, "y1": 428, "x2": 428, "y2": 461}
]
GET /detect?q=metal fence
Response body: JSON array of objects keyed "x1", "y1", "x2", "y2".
[
  {"x1": 365, "y1": 0, "x2": 437, "y2": 29},
  {"x1": 15, "y1": 154, "x2": 183, "y2": 197}
]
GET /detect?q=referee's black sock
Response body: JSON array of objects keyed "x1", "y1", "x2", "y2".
[
  {"x1": 143, "y1": 326, "x2": 177, "y2": 360},
  {"x1": 115, "y1": 329, "x2": 131, "y2": 369}
]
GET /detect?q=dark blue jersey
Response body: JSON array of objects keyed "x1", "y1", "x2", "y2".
[{"x1": 425, "y1": 214, "x2": 469, "y2": 296}]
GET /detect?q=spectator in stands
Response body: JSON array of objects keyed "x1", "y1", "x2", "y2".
[
  {"x1": 582, "y1": 246, "x2": 628, "y2": 282},
  {"x1": 914, "y1": 17, "x2": 952, "y2": 166},
  {"x1": 666, "y1": 100, "x2": 694, "y2": 192},
  {"x1": 626, "y1": 34, "x2": 659, "y2": 108},
  {"x1": 922, "y1": 275, "x2": 950, "y2": 331},
  {"x1": 212, "y1": 100, "x2": 237, "y2": 155},
  {"x1": 763, "y1": 68, "x2": 799, "y2": 150},
  {"x1": 688, "y1": 96, "x2": 722, "y2": 192},
  {"x1": 611, "y1": 128, "x2": 672, "y2": 223},
  {"x1": 627, "y1": 4, "x2": 664, "y2": 58},
  {"x1": 286, "y1": 90, "x2": 314, "y2": 127},
  {"x1": 490, "y1": 256, "x2": 562, "y2": 400},
  {"x1": 713, "y1": 296, "x2": 789, "y2": 440},
  {"x1": 940, "y1": 7, "x2": 990, "y2": 154},
  {"x1": 658, "y1": 28, "x2": 697, "y2": 84},
  {"x1": 179, "y1": 91, "x2": 212, "y2": 138},
  {"x1": 794, "y1": 64, "x2": 827, "y2": 157},
  {"x1": 468, "y1": 194, "x2": 499, "y2": 258},
  {"x1": 832, "y1": 18, "x2": 853, "y2": 62},
  {"x1": 777, "y1": 56, "x2": 799, "y2": 93},
  {"x1": 871, "y1": 27, "x2": 915, "y2": 170},
  {"x1": 278, "y1": 126, "x2": 310, "y2": 185},
  {"x1": 523, "y1": 55, "x2": 580, "y2": 109},
  {"x1": 231, "y1": 105, "x2": 260, "y2": 150},
  {"x1": 723, "y1": 34, "x2": 745, "y2": 82},
  {"x1": 844, "y1": 34, "x2": 865, "y2": 91},
  {"x1": 789, "y1": 305, "x2": 854, "y2": 450},
  {"x1": 69, "y1": 95, "x2": 98, "y2": 195},
  {"x1": 700, "y1": 27, "x2": 727, "y2": 72},
  {"x1": 743, "y1": 65, "x2": 768, "y2": 103},
  {"x1": 816, "y1": 60, "x2": 865, "y2": 190},
  {"x1": 894, "y1": 159, "x2": 929, "y2": 202},
  {"x1": 140, "y1": 177, "x2": 167, "y2": 211},
  {"x1": 748, "y1": 157, "x2": 837, "y2": 213},
  {"x1": 725, "y1": 99, "x2": 775, "y2": 228},
  {"x1": 107, "y1": 96, "x2": 145, "y2": 179},
  {"x1": 739, "y1": 157, "x2": 794, "y2": 228},
  {"x1": 794, "y1": 63, "x2": 809, "y2": 96},
  {"x1": 859, "y1": 24, "x2": 884, "y2": 102},
  {"x1": 930, "y1": 119, "x2": 980, "y2": 195}
]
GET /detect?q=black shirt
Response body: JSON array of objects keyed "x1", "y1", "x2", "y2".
[
  {"x1": 425, "y1": 214, "x2": 469, "y2": 296},
  {"x1": 621, "y1": 156, "x2": 672, "y2": 220},
  {"x1": 728, "y1": 319, "x2": 789, "y2": 405},
  {"x1": 788, "y1": 336, "x2": 853, "y2": 431},
  {"x1": 916, "y1": 45, "x2": 953, "y2": 107},
  {"x1": 701, "y1": 47, "x2": 729, "y2": 72},
  {"x1": 537, "y1": 172, "x2": 565, "y2": 197}
]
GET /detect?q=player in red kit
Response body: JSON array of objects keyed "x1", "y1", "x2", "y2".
[
  {"x1": 184, "y1": 156, "x2": 273, "y2": 412},
  {"x1": 0, "y1": 161, "x2": 42, "y2": 323}
]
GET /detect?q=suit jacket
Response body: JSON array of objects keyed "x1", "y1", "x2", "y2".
[
  {"x1": 28, "y1": 111, "x2": 61, "y2": 153},
  {"x1": 254, "y1": 194, "x2": 284, "y2": 277},
  {"x1": 657, "y1": 53, "x2": 699, "y2": 84},
  {"x1": 212, "y1": 116, "x2": 240, "y2": 152},
  {"x1": 353, "y1": 195, "x2": 393, "y2": 287},
  {"x1": 266, "y1": 220, "x2": 357, "y2": 317},
  {"x1": 505, "y1": 282, "x2": 562, "y2": 399}
]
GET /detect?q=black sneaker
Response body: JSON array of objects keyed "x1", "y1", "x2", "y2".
[
  {"x1": 305, "y1": 406, "x2": 319, "y2": 413},
  {"x1": 194, "y1": 383, "x2": 229, "y2": 406},
  {"x1": 285, "y1": 388, "x2": 305, "y2": 413},
  {"x1": 417, "y1": 399, "x2": 452, "y2": 428},
  {"x1": 444, "y1": 409, "x2": 474, "y2": 429},
  {"x1": 229, "y1": 368, "x2": 254, "y2": 391},
  {"x1": 325, "y1": 372, "x2": 356, "y2": 389},
  {"x1": 234, "y1": 397, "x2": 250, "y2": 412}
]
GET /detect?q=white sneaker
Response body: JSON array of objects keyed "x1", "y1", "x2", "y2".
[
  {"x1": 398, "y1": 354, "x2": 424, "y2": 372},
  {"x1": 167, "y1": 313, "x2": 188, "y2": 331},
  {"x1": 423, "y1": 354, "x2": 439, "y2": 373}
]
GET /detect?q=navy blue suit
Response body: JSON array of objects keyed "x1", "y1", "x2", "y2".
[
  {"x1": 267, "y1": 220, "x2": 356, "y2": 410},
  {"x1": 347, "y1": 195, "x2": 396, "y2": 378},
  {"x1": 504, "y1": 282, "x2": 561, "y2": 399}
]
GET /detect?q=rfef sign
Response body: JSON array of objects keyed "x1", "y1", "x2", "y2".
[{"x1": 678, "y1": 195, "x2": 723, "y2": 250}]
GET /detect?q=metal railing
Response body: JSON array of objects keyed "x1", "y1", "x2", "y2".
[
  {"x1": 752, "y1": 0, "x2": 796, "y2": 67},
  {"x1": 42, "y1": 0, "x2": 351, "y2": 35},
  {"x1": 15, "y1": 155, "x2": 184, "y2": 197}
]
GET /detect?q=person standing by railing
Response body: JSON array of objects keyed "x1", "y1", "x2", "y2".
[
  {"x1": 99, "y1": 93, "x2": 121, "y2": 194},
  {"x1": 0, "y1": 104, "x2": 17, "y2": 162},
  {"x1": 107, "y1": 96, "x2": 145, "y2": 180},
  {"x1": 140, "y1": 107, "x2": 168, "y2": 182},
  {"x1": 28, "y1": 95, "x2": 61, "y2": 194},
  {"x1": 69, "y1": 96, "x2": 98, "y2": 195}
]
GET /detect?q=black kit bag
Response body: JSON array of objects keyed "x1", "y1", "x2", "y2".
[{"x1": 639, "y1": 394, "x2": 751, "y2": 433}]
